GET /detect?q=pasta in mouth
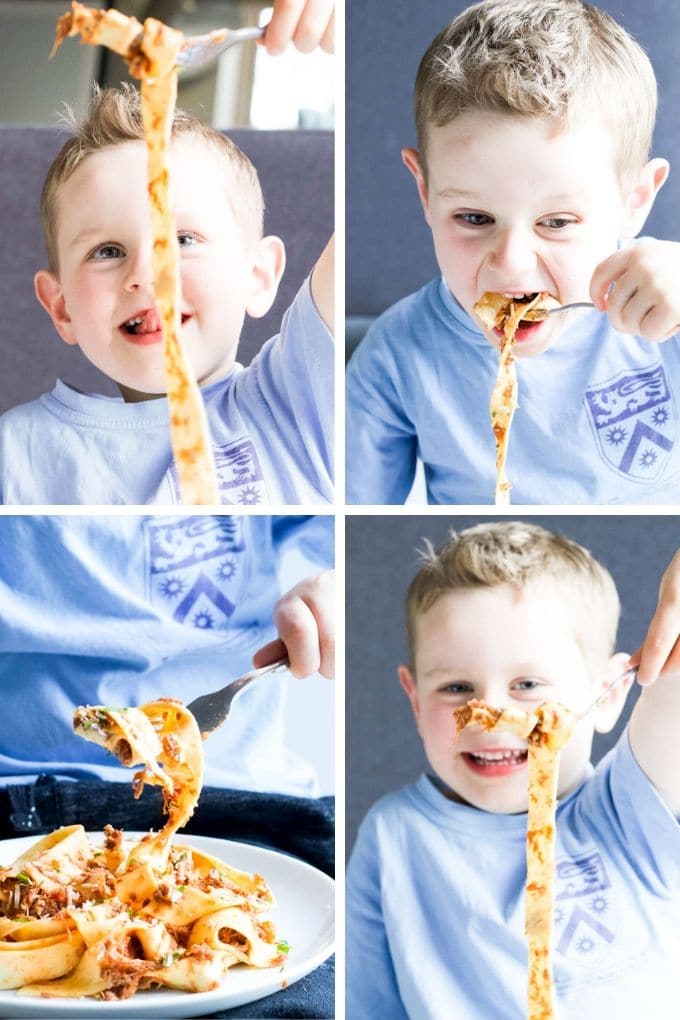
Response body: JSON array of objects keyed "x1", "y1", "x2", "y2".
[
  {"x1": 0, "y1": 699, "x2": 287, "y2": 1000},
  {"x1": 454, "y1": 698, "x2": 575, "y2": 1020},
  {"x1": 473, "y1": 291, "x2": 560, "y2": 505}
]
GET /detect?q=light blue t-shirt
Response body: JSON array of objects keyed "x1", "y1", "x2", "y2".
[
  {"x1": 346, "y1": 276, "x2": 680, "y2": 504},
  {"x1": 346, "y1": 734, "x2": 680, "y2": 1020},
  {"x1": 0, "y1": 280, "x2": 333, "y2": 505},
  {"x1": 0, "y1": 514, "x2": 333, "y2": 796}
]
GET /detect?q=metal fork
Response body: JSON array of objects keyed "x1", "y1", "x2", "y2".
[
  {"x1": 176, "y1": 26, "x2": 264, "y2": 69},
  {"x1": 186, "y1": 656, "x2": 290, "y2": 736},
  {"x1": 577, "y1": 666, "x2": 638, "y2": 720},
  {"x1": 530, "y1": 301, "x2": 596, "y2": 321}
]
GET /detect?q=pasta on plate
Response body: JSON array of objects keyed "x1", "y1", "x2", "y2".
[{"x1": 0, "y1": 700, "x2": 286, "y2": 1000}]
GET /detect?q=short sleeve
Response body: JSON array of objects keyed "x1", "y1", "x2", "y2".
[
  {"x1": 346, "y1": 813, "x2": 411, "y2": 1020},
  {"x1": 346, "y1": 328, "x2": 418, "y2": 505}
]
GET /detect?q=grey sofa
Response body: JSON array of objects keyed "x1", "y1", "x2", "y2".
[{"x1": 0, "y1": 127, "x2": 333, "y2": 413}]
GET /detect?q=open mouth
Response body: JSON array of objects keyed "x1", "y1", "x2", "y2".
[
  {"x1": 121, "y1": 309, "x2": 192, "y2": 342},
  {"x1": 462, "y1": 749, "x2": 528, "y2": 776},
  {"x1": 501, "y1": 292, "x2": 539, "y2": 302}
]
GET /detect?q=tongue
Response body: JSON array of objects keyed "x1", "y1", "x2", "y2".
[{"x1": 132, "y1": 309, "x2": 161, "y2": 335}]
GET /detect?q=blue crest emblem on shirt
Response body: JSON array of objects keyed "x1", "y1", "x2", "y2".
[
  {"x1": 585, "y1": 364, "x2": 675, "y2": 483},
  {"x1": 145, "y1": 516, "x2": 246, "y2": 629},
  {"x1": 553, "y1": 850, "x2": 617, "y2": 968},
  {"x1": 170, "y1": 437, "x2": 268, "y2": 505}
]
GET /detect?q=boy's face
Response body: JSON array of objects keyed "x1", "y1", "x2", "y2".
[
  {"x1": 399, "y1": 580, "x2": 629, "y2": 814},
  {"x1": 36, "y1": 138, "x2": 282, "y2": 401},
  {"x1": 404, "y1": 110, "x2": 642, "y2": 357}
]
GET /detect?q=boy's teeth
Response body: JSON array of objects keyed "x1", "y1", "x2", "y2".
[{"x1": 469, "y1": 750, "x2": 526, "y2": 763}]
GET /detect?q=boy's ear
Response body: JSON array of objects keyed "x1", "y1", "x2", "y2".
[
  {"x1": 620, "y1": 157, "x2": 670, "y2": 239},
  {"x1": 398, "y1": 664, "x2": 423, "y2": 735},
  {"x1": 34, "y1": 270, "x2": 78, "y2": 346},
  {"x1": 401, "y1": 148, "x2": 431, "y2": 224},
  {"x1": 245, "y1": 236, "x2": 286, "y2": 319},
  {"x1": 593, "y1": 651, "x2": 635, "y2": 734}
]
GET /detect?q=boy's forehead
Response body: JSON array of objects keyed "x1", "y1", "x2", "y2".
[
  {"x1": 54, "y1": 136, "x2": 235, "y2": 241},
  {"x1": 423, "y1": 109, "x2": 621, "y2": 195},
  {"x1": 412, "y1": 579, "x2": 585, "y2": 656}
]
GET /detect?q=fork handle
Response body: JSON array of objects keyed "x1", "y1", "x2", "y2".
[{"x1": 229, "y1": 656, "x2": 290, "y2": 693}]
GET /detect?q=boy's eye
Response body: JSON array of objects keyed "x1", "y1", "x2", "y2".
[
  {"x1": 539, "y1": 217, "x2": 576, "y2": 230},
  {"x1": 177, "y1": 232, "x2": 199, "y2": 248},
  {"x1": 512, "y1": 678, "x2": 545, "y2": 692},
  {"x1": 454, "y1": 212, "x2": 493, "y2": 227},
  {"x1": 438, "y1": 682, "x2": 474, "y2": 695},
  {"x1": 89, "y1": 243, "x2": 124, "y2": 261}
]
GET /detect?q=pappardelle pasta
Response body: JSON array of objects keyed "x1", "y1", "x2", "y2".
[
  {"x1": 473, "y1": 292, "x2": 560, "y2": 505},
  {"x1": 52, "y1": 2, "x2": 220, "y2": 505},
  {"x1": 454, "y1": 699, "x2": 575, "y2": 1020},
  {"x1": 0, "y1": 699, "x2": 286, "y2": 1000}
]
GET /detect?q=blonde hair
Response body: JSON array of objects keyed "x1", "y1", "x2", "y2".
[
  {"x1": 41, "y1": 84, "x2": 264, "y2": 274},
  {"x1": 406, "y1": 521, "x2": 620, "y2": 667},
  {"x1": 414, "y1": 0, "x2": 658, "y2": 186}
]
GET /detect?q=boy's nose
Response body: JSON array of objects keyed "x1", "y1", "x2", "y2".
[
  {"x1": 123, "y1": 249, "x2": 155, "y2": 293},
  {"x1": 486, "y1": 229, "x2": 538, "y2": 278}
]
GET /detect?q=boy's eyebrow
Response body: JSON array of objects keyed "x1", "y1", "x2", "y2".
[
  {"x1": 437, "y1": 186, "x2": 581, "y2": 205},
  {"x1": 422, "y1": 666, "x2": 462, "y2": 678},
  {"x1": 436, "y1": 187, "x2": 479, "y2": 200},
  {"x1": 66, "y1": 226, "x2": 107, "y2": 248}
]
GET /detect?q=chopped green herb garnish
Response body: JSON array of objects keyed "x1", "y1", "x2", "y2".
[
  {"x1": 177, "y1": 885, "x2": 186, "y2": 892},
  {"x1": 276, "y1": 940, "x2": 290, "y2": 954},
  {"x1": 15, "y1": 872, "x2": 32, "y2": 885}
]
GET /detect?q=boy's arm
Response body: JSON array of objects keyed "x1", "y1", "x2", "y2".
[
  {"x1": 346, "y1": 826, "x2": 411, "y2": 1020},
  {"x1": 346, "y1": 338, "x2": 419, "y2": 504},
  {"x1": 310, "y1": 235, "x2": 334, "y2": 334},
  {"x1": 590, "y1": 239, "x2": 680, "y2": 341},
  {"x1": 627, "y1": 550, "x2": 680, "y2": 814}
]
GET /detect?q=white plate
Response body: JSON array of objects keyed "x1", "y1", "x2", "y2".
[{"x1": 0, "y1": 832, "x2": 334, "y2": 1019}]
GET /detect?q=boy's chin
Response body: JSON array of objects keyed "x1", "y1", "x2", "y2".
[{"x1": 482, "y1": 319, "x2": 563, "y2": 358}]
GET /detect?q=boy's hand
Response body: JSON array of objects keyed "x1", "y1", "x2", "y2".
[
  {"x1": 252, "y1": 570, "x2": 334, "y2": 678},
  {"x1": 629, "y1": 549, "x2": 680, "y2": 685},
  {"x1": 262, "y1": 0, "x2": 335, "y2": 55},
  {"x1": 590, "y1": 239, "x2": 680, "y2": 341}
]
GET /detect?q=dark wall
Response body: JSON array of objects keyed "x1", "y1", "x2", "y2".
[
  {"x1": 346, "y1": 0, "x2": 680, "y2": 320},
  {"x1": 346, "y1": 514, "x2": 679, "y2": 853}
]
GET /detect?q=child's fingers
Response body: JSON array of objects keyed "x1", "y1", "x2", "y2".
[
  {"x1": 262, "y1": 0, "x2": 307, "y2": 54},
  {"x1": 589, "y1": 250, "x2": 628, "y2": 311},
  {"x1": 319, "y1": 9, "x2": 334, "y2": 53},
  {"x1": 252, "y1": 636, "x2": 288, "y2": 670},
  {"x1": 292, "y1": 0, "x2": 334, "y2": 53},
  {"x1": 262, "y1": 0, "x2": 334, "y2": 55},
  {"x1": 632, "y1": 554, "x2": 680, "y2": 683},
  {"x1": 273, "y1": 573, "x2": 335, "y2": 679}
]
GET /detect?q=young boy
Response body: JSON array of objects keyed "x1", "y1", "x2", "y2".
[
  {"x1": 346, "y1": 0, "x2": 680, "y2": 504},
  {"x1": 346, "y1": 522, "x2": 680, "y2": 1018},
  {"x1": 0, "y1": 36, "x2": 333, "y2": 504}
]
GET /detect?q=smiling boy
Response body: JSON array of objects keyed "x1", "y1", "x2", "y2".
[
  {"x1": 346, "y1": 0, "x2": 680, "y2": 504},
  {"x1": 345, "y1": 521, "x2": 680, "y2": 1019},
  {"x1": 0, "y1": 86, "x2": 333, "y2": 505}
]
